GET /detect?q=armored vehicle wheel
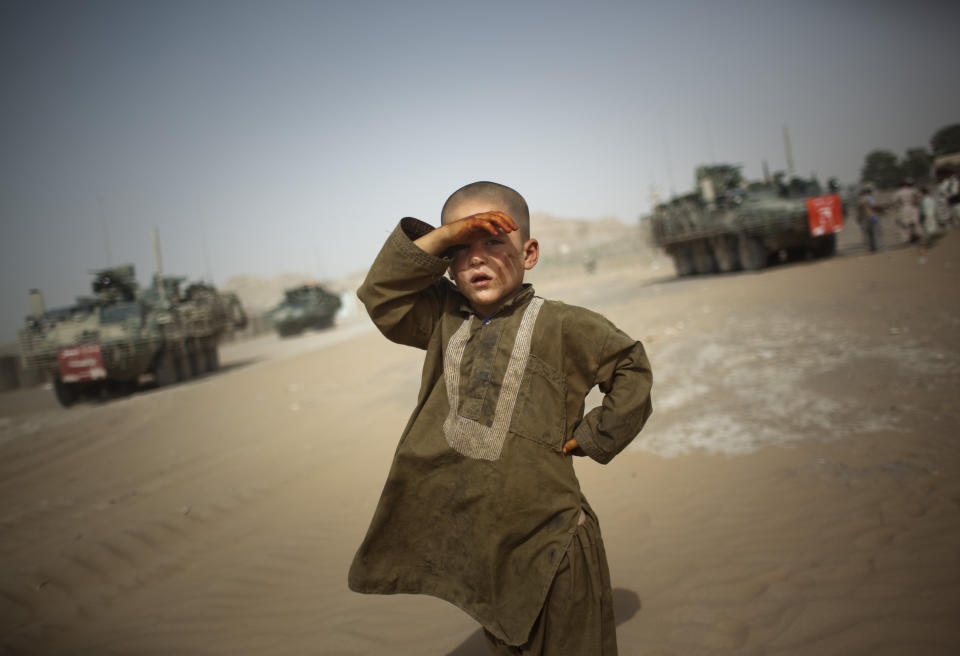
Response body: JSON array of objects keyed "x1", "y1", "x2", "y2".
[
  {"x1": 185, "y1": 339, "x2": 204, "y2": 377},
  {"x1": 227, "y1": 296, "x2": 247, "y2": 330},
  {"x1": 669, "y1": 244, "x2": 695, "y2": 276},
  {"x1": 198, "y1": 339, "x2": 218, "y2": 373},
  {"x1": 154, "y1": 349, "x2": 178, "y2": 386},
  {"x1": 810, "y1": 233, "x2": 837, "y2": 258},
  {"x1": 54, "y1": 378, "x2": 78, "y2": 407},
  {"x1": 783, "y1": 247, "x2": 807, "y2": 262},
  {"x1": 710, "y1": 235, "x2": 740, "y2": 273},
  {"x1": 277, "y1": 325, "x2": 304, "y2": 338},
  {"x1": 205, "y1": 344, "x2": 220, "y2": 372},
  {"x1": 738, "y1": 234, "x2": 767, "y2": 271},
  {"x1": 186, "y1": 341, "x2": 199, "y2": 376},
  {"x1": 691, "y1": 239, "x2": 717, "y2": 274},
  {"x1": 113, "y1": 380, "x2": 137, "y2": 397},
  {"x1": 176, "y1": 348, "x2": 193, "y2": 381}
]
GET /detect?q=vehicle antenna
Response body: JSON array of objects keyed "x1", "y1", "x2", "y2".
[
  {"x1": 200, "y1": 218, "x2": 213, "y2": 284},
  {"x1": 705, "y1": 115, "x2": 715, "y2": 164},
  {"x1": 152, "y1": 227, "x2": 163, "y2": 276},
  {"x1": 782, "y1": 124, "x2": 795, "y2": 177},
  {"x1": 99, "y1": 194, "x2": 112, "y2": 265},
  {"x1": 660, "y1": 112, "x2": 676, "y2": 197}
]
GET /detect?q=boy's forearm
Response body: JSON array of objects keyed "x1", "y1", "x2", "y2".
[
  {"x1": 413, "y1": 224, "x2": 455, "y2": 256},
  {"x1": 357, "y1": 220, "x2": 450, "y2": 349}
]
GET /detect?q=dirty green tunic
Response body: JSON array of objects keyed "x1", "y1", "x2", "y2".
[{"x1": 348, "y1": 218, "x2": 653, "y2": 645}]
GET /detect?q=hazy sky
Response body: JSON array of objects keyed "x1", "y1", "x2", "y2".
[{"x1": 2, "y1": 0, "x2": 958, "y2": 342}]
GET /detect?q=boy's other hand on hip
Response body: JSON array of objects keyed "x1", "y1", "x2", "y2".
[{"x1": 562, "y1": 438, "x2": 584, "y2": 457}]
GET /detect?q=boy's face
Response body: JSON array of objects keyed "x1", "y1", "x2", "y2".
[{"x1": 444, "y1": 199, "x2": 538, "y2": 317}]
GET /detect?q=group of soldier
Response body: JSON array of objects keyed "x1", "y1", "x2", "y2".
[{"x1": 856, "y1": 170, "x2": 960, "y2": 253}]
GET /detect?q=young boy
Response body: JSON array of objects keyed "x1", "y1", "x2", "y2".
[{"x1": 348, "y1": 181, "x2": 653, "y2": 655}]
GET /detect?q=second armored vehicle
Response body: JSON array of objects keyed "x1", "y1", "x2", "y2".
[{"x1": 268, "y1": 284, "x2": 342, "y2": 337}]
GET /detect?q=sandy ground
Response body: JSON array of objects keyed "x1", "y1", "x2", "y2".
[{"x1": 1, "y1": 229, "x2": 959, "y2": 655}]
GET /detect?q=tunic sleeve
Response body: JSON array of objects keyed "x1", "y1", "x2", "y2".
[
  {"x1": 357, "y1": 217, "x2": 452, "y2": 350},
  {"x1": 571, "y1": 320, "x2": 653, "y2": 464}
]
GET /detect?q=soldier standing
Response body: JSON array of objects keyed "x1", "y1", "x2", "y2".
[
  {"x1": 856, "y1": 184, "x2": 882, "y2": 252},
  {"x1": 893, "y1": 178, "x2": 922, "y2": 244}
]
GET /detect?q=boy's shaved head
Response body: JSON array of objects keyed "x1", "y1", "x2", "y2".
[{"x1": 441, "y1": 181, "x2": 530, "y2": 240}]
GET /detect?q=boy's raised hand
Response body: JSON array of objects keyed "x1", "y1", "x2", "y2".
[
  {"x1": 443, "y1": 211, "x2": 518, "y2": 246},
  {"x1": 413, "y1": 211, "x2": 518, "y2": 256}
]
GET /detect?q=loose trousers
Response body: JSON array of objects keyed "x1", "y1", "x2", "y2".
[{"x1": 483, "y1": 510, "x2": 617, "y2": 656}]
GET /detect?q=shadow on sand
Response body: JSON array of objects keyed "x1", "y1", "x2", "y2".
[{"x1": 446, "y1": 587, "x2": 641, "y2": 656}]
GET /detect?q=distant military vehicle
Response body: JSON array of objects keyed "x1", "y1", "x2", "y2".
[
  {"x1": 17, "y1": 265, "x2": 247, "y2": 407},
  {"x1": 649, "y1": 164, "x2": 844, "y2": 275},
  {"x1": 268, "y1": 284, "x2": 342, "y2": 337}
]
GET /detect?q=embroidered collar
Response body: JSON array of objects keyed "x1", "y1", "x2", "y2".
[{"x1": 443, "y1": 296, "x2": 544, "y2": 461}]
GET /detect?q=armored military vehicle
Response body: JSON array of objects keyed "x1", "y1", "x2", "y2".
[
  {"x1": 17, "y1": 265, "x2": 247, "y2": 407},
  {"x1": 268, "y1": 284, "x2": 342, "y2": 337},
  {"x1": 649, "y1": 164, "x2": 843, "y2": 275}
]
